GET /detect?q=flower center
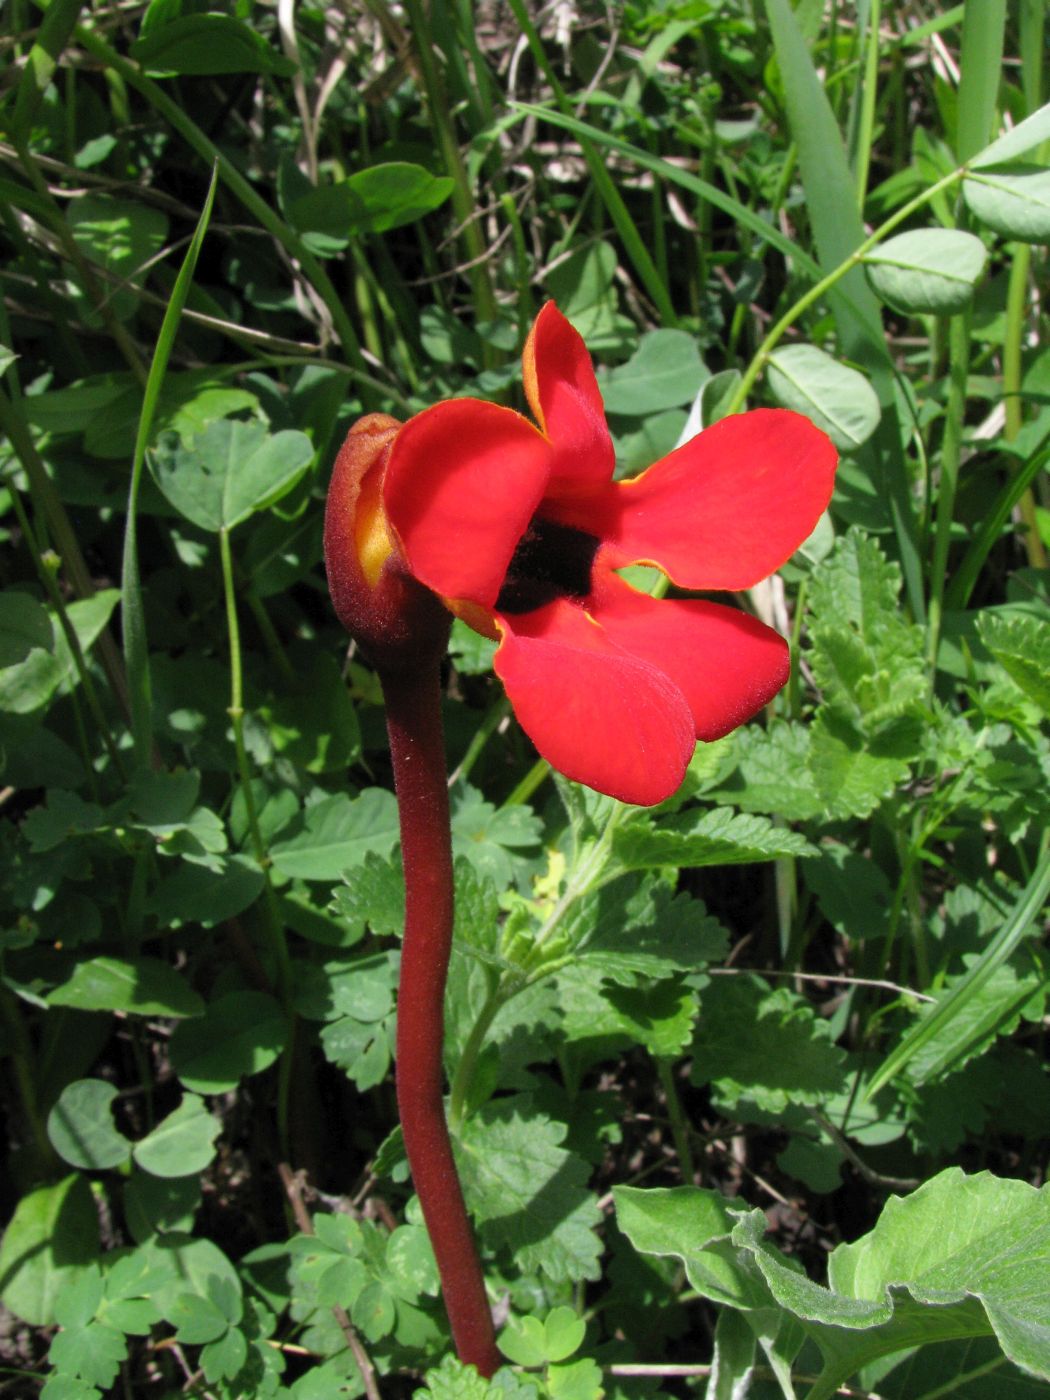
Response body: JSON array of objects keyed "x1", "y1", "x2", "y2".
[{"x1": 496, "y1": 517, "x2": 600, "y2": 614}]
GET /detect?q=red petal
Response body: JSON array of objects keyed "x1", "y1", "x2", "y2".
[
  {"x1": 493, "y1": 599, "x2": 695, "y2": 806},
  {"x1": 523, "y1": 303, "x2": 615, "y2": 497},
  {"x1": 591, "y1": 575, "x2": 789, "y2": 740},
  {"x1": 550, "y1": 409, "x2": 837, "y2": 589},
  {"x1": 383, "y1": 399, "x2": 551, "y2": 609}
]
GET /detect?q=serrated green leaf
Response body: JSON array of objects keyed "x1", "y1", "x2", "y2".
[
  {"x1": 865, "y1": 228, "x2": 987, "y2": 313},
  {"x1": 807, "y1": 709, "x2": 912, "y2": 818},
  {"x1": 979, "y1": 612, "x2": 1050, "y2": 714},
  {"x1": 691, "y1": 973, "x2": 849, "y2": 1112},
  {"x1": 570, "y1": 878, "x2": 728, "y2": 986},
  {"x1": 270, "y1": 789, "x2": 399, "y2": 881},
  {"x1": 132, "y1": 1093, "x2": 221, "y2": 1177},
  {"x1": 612, "y1": 806, "x2": 815, "y2": 870},
  {"x1": 706, "y1": 723, "x2": 824, "y2": 821},
  {"x1": 168, "y1": 1291, "x2": 229, "y2": 1344},
  {"x1": 416, "y1": 1355, "x2": 540, "y2": 1400},
  {"x1": 48, "y1": 1319, "x2": 126, "y2": 1389},
  {"x1": 767, "y1": 344, "x2": 881, "y2": 450},
  {"x1": 170, "y1": 991, "x2": 287, "y2": 1094},
  {"x1": 451, "y1": 785, "x2": 543, "y2": 887},
  {"x1": 963, "y1": 165, "x2": 1050, "y2": 241},
  {"x1": 458, "y1": 1096, "x2": 602, "y2": 1283},
  {"x1": 47, "y1": 956, "x2": 203, "y2": 1017},
  {"x1": 47, "y1": 1080, "x2": 131, "y2": 1171}
]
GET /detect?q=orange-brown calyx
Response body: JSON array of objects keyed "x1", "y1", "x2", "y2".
[{"x1": 324, "y1": 414, "x2": 451, "y2": 673}]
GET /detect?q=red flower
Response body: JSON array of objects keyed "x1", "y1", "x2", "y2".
[{"x1": 326, "y1": 303, "x2": 837, "y2": 806}]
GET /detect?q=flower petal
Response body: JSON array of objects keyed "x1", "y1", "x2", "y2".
[
  {"x1": 383, "y1": 399, "x2": 551, "y2": 609},
  {"x1": 523, "y1": 302, "x2": 615, "y2": 496},
  {"x1": 591, "y1": 576, "x2": 790, "y2": 741},
  {"x1": 550, "y1": 409, "x2": 837, "y2": 589},
  {"x1": 493, "y1": 599, "x2": 695, "y2": 806}
]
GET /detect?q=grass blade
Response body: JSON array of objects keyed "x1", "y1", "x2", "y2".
[
  {"x1": 865, "y1": 842, "x2": 1050, "y2": 1098},
  {"x1": 121, "y1": 163, "x2": 219, "y2": 769}
]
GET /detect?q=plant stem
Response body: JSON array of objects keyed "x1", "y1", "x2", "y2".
[{"x1": 381, "y1": 664, "x2": 500, "y2": 1378}]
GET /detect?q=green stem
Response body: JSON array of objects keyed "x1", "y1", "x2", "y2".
[
  {"x1": 502, "y1": 757, "x2": 550, "y2": 808},
  {"x1": 926, "y1": 309, "x2": 971, "y2": 675},
  {"x1": 724, "y1": 163, "x2": 970, "y2": 416},
  {"x1": 1002, "y1": 241, "x2": 1047, "y2": 569},
  {"x1": 656, "y1": 1058, "x2": 696, "y2": 1183},
  {"x1": 447, "y1": 972, "x2": 503, "y2": 1132},
  {"x1": 852, "y1": 0, "x2": 881, "y2": 209}
]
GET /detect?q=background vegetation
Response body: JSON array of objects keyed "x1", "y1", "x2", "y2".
[{"x1": 1, "y1": 1, "x2": 1049, "y2": 1397}]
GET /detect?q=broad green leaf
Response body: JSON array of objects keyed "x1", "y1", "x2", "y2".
[
  {"x1": 971, "y1": 100, "x2": 1050, "y2": 167},
  {"x1": 691, "y1": 973, "x2": 849, "y2": 1112},
  {"x1": 826, "y1": 1169, "x2": 1050, "y2": 1380},
  {"x1": 150, "y1": 419, "x2": 313, "y2": 532},
  {"x1": 596, "y1": 329, "x2": 706, "y2": 415},
  {"x1": 978, "y1": 611, "x2": 1050, "y2": 714},
  {"x1": 612, "y1": 807, "x2": 815, "y2": 871},
  {"x1": 327, "y1": 852, "x2": 405, "y2": 945},
  {"x1": 138, "y1": 1234, "x2": 242, "y2": 1323},
  {"x1": 167, "y1": 1291, "x2": 229, "y2": 1344},
  {"x1": 498, "y1": 1315, "x2": 549, "y2": 1368},
  {"x1": 261, "y1": 651, "x2": 361, "y2": 773},
  {"x1": 131, "y1": 14, "x2": 297, "y2": 75},
  {"x1": 319, "y1": 1014, "x2": 394, "y2": 1091},
  {"x1": 767, "y1": 344, "x2": 881, "y2": 451},
  {"x1": 48, "y1": 1080, "x2": 132, "y2": 1170},
  {"x1": 200, "y1": 1324, "x2": 248, "y2": 1382},
  {"x1": 458, "y1": 1095, "x2": 603, "y2": 1283},
  {"x1": 67, "y1": 195, "x2": 169, "y2": 322},
  {"x1": 876, "y1": 1337, "x2": 1050, "y2": 1398},
  {"x1": 557, "y1": 962, "x2": 698, "y2": 1058},
  {"x1": 123, "y1": 1169, "x2": 201, "y2": 1241},
  {"x1": 0, "y1": 592, "x2": 53, "y2": 667},
  {"x1": 269, "y1": 789, "x2": 399, "y2": 881},
  {"x1": 48, "y1": 1318, "x2": 126, "y2": 1390},
  {"x1": 568, "y1": 879, "x2": 728, "y2": 987},
  {"x1": 132, "y1": 1093, "x2": 221, "y2": 1177},
  {"x1": 0, "y1": 1175, "x2": 99, "y2": 1326},
  {"x1": 963, "y1": 166, "x2": 1050, "y2": 242},
  {"x1": 543, "y1": 1306, "x2": 586, "y2": 1362},
  {"x1": 47, "y1": 956, "x2": 204, "y2": 1017},
  {"x1": 613, "y1": 1184, "x2": 768, "y2": 1309},
  {"x1": 807, "y1": 709, "x2": 912, "y2": 818},
  {"x1": 146, "y1": 854, "x2": 265, "y2": 927},
  {"x1": 865, "y1": 229, "x2": 987, "y2": 313},
  {"x1": 287, "y1": 163, "x2": 454, "y2": 254},
  {"x1": 170, "y1": 990, "x2": 288, "y2": 1093}
]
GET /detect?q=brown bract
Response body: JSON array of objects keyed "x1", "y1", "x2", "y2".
[{"x1": 323, "y1": 413, "x2": 451, "y2": 673}]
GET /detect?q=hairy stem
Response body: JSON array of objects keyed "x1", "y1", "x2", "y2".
[{"x1": 382, "y1": 665, "x2": 500, "y2": 1378}]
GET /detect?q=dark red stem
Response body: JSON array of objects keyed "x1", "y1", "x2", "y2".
[{"x1": 381, "y1": 664, "x2": 500, "y2": 1378}]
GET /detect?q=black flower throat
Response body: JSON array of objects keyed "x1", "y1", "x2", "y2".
[{"x1": 496, "y1": 517, "x2": 601, "y2": 614}]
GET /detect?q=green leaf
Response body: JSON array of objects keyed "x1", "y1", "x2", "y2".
[
  {"x1": 498, "y1": 1315, "x2": 549, "y2": 1368},
  {"x1": 970, "y1": 101, "x2": 1050, "y2": 167},
  {"x1": 807, "y1": 710, "x2": 912, "y2": 818},
  {"x1": 270, "y1": 789, "x2": 400, "y2": 881},
  {"x1": 417, "y1": 1355, "x2": 539, "y2": 1400},
  {"x1": 691, "y1": 973, "x2": 849, "y2": 1112},
  {"x1": 146, "y1": 855, "x2": 265, "y2": 928},
  {"x1": 66, "y1": 195, "x2": 169, "y2": 323},
  {"x1": 286, "y1": 163, "x2": 454, "y2": 253},
  {"x1": 570, "y1": 879, "x2": 728, "y2": 986},
  {"x1": 0, "y1": 592, "x2": 53, "y2": 667},
  {"x1": 449, "y1": 618, "x2": 496, "y2": 675},
  {"x1": 0, "y1": 1175, "x2": 99, "y2": 1326},
  {"x1": 865, "y1": 229, "x2": 987, "y2": 313},
  {"x1": 47, "y1": 1080, "x2": 131, "y2": 1171},
  {"x1": 979, "y1": 612, "x2": 1050, "y2": 714},
  {"x1": 826, "y1": 1169, "x2": 1050, "y2": 1380},
  {"x1": 767, "y1": 344, "x2": 881, "y2": 451},
  {"x1": 149, "y1": 419, "x2": 314, "y2": 533},
  {"x1": 706, "y1": 723, "x2": 824, "y2": 821},
  {"x1": 131, "y1": 14, "x2": 297, "y2": 75},
  {"x1": 451, "y1": 785, "x2": 542, "y2": 886},
  {"x1": 49, "y1": 1319, "x2": 126, "y2": 1389},
  {"x1": 200, "y1": 1323, "x2": 248, "y2": 1381},
  {"x1": 597, "y1": 329, "x2": 707, "y2": 415},
  {"x1": 132, "y1": 1093, "x2": 221, "y2": 1177},
  {"x1": 612, "y1": 806, "x2": 815, "y2": 871},
  {"x1": 963, "y1": 165, "x2": 1050, "y2": 242},
  {"x1": 261, "y1": 651, "x2": 361, "y2": 773},
  {"x1": 168, "y1": 1291, "x2": 229, "y2": 1344},
  {"x1": 47, "y1": 956, "x2": 204, "y2": 1017},
  {"x1": 458, "y1": 1095, "x2": 603, "y2": 1283},
  {"x1": 170, "y1": 991, "x2": 288, "y2": 1093},
  {"x1": 139, "y1": 1234, "x2": 242, "y2": 1323},
  {"x1": 557, "y1": 963, "x2": 698, "y2": 1058},
  {"x1": 329, "y1": 852, "x2": 405, "y2": 944}
]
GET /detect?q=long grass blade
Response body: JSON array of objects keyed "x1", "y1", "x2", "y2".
[
  {"x1": 865, "y1": 842, "x2": 1050, "y2": 1098},
  {"x1": 121, "y1": 164, "x2": 219, "y2": 769}
]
